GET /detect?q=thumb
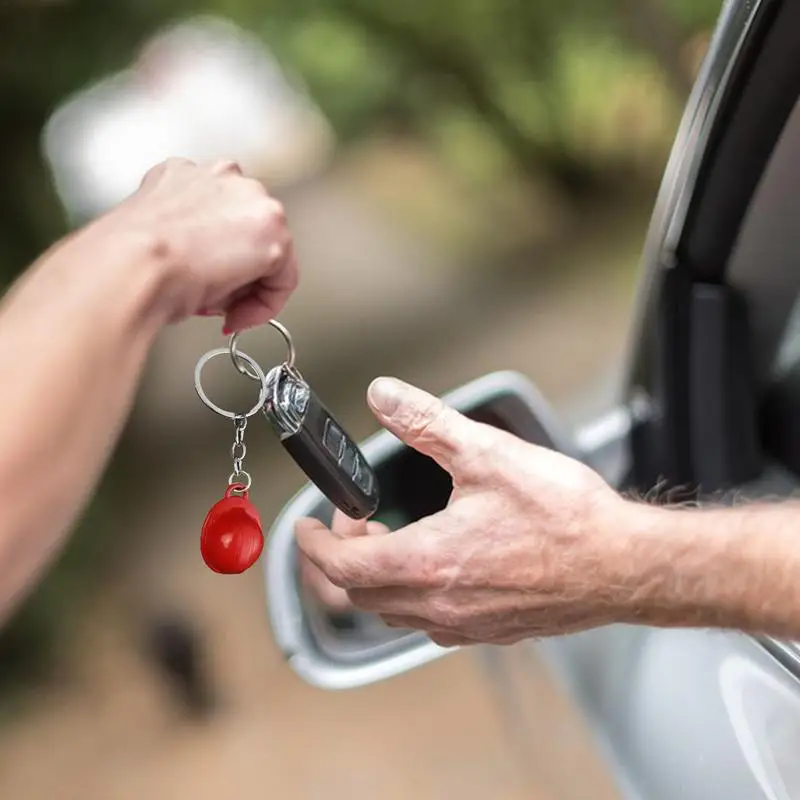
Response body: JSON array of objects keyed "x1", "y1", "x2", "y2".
[{"x1": 366, "y1": 377, "x2": 487, "y2": 474}]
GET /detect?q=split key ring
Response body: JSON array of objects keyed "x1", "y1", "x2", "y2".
[{"x1": 229, "y1": 320, "x2": 296, "y2": 381}]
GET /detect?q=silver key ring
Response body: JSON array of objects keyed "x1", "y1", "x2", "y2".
[
  {"x1": 195, "y1": 348, "x2": 267, "y2": 419},
  {"x1": 229, "y1": 319, "x2": 296, "y2": 382}
]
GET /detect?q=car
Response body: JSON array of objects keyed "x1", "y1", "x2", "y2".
[{"x1": 264, "y1": 1, "x2": 800, "y2": 797}]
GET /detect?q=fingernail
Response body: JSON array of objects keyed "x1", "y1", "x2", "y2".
[
  {"x1": 368, "y1": 377, "x2": 405, "y2": 417},
  {"x1": 222, "y1": 325, "x2": 233, "y2": 335}
]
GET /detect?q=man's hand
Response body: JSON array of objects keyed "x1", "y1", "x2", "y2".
[
  {"x1": 101, "y1": 157, "x2": 297, "y2": 333},
  {"x1": 295, "y1": 377, "x2": 636, "y2": 647}
]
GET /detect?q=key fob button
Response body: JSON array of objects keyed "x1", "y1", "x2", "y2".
[
  {"x1": 290, "y1": 381, "x2": 309, "y2": 414},
  {"x1": 323, "y1": 419, "x2": 345, "y2": 459},
  {"x1": 353, "y1": 456, "x2": 373, "y2": 494},
  {"x1": 338, "y1": 441, "x2": 358, "y2": 476}
]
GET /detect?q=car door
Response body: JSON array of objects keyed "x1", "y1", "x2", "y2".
[{"x1": 534, "y1": 1, "x2": 800, "y2": 798}]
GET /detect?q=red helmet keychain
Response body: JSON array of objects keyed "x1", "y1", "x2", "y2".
[{"x1": 194, "y1": 347, "x2": 268, "y2": 574}]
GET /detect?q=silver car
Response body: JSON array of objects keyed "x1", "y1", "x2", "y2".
[{"x1": 266, "y1": 1, "x2": 800, "y2": 797}]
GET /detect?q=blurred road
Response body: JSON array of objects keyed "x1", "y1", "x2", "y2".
[{"x1": 0, "y1": 151, "x2": 644, "y2": 799}]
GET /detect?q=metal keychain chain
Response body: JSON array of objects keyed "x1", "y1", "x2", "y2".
[{"x1": 229, "y1": 415, "x2": 250, "y2": 492}]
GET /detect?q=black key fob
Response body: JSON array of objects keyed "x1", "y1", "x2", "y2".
[{"x1": 263, "y1": 365, "x2": 380, "y2": 520}]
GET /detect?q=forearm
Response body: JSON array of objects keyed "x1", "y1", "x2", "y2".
[
  {"x1": 0, "y1": 217, "x2": 171, "y2": 619},
  {"x1": 614, "y1": 500, "x2": 800, "y2": 638}
]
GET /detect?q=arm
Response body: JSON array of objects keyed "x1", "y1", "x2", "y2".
[
  {"x1": 0, "y1": 221, "x2": 168, "y2": 619},
  {"x1": 0, "y1": 158, "x2": 296, "y2": 622},
  {"x1": 620, "y1": 500, "x2": 800, "y2": 638},
  {"x1": 296, "y1": 377, "x2": 800, "y2": 646}
]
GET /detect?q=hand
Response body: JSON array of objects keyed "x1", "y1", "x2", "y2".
[
  {"x1": 299, "y1": 510, "x2": 390, "y2": 613},
  {"x1": 295, "y1": 377, "x2": 635, "y2": 647},
  {"x1": 100, "y1": 158, "x2": 298, "y2": 333}
]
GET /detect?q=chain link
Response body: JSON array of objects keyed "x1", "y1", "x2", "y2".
[
  {"x1": 231, "y1": 415, "x2": 247, "y2": 473},
  {"x1": 228, "y1": 416, "x2": 251, "y2": 492}
]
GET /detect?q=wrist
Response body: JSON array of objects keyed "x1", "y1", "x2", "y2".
[
  {"x1": 63, "y1": 210, "x2": 183, "y2": 332},
  {"x1": 601, "y1": 499, "x2": 735, "y2": 629}
]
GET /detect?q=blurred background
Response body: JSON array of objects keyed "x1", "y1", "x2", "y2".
[{"x1": 0, "y1": 0, "x2": 722, "y2": 797}]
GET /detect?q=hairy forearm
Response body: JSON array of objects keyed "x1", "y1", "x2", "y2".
[
  {"x1": 0, "y1": 217, "x2": 171, "y2": 620},
  {"x1": 614, "y1": 500, "x2": 800, "y2": 638}
]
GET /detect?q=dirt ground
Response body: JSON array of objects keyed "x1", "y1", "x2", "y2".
[{"x1": 0, "y1": 151, "x2": 644, "y2": 800}]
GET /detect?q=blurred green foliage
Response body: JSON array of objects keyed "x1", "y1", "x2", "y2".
[
  {"x1": 0, "y1": 0, "x2": 722, "y2": 696},
  {"x1": 0, "y1": 0, "x2": 721, "y2": 268}
]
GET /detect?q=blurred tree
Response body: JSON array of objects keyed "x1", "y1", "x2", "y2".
[{"x1": 245, "y1": 0, "x2": 722, "y2": 200}]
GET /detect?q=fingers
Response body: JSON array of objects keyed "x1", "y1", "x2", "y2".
[
  {"x1": 139, "y1": 157, "x2": 196, "y2": 187},
  {"x1": 429, "y1": 633, "x2": 472, "y2": 648},
  {"x1": 137, "y1": 156, "x2": 298, "y2": 332},
  {"x1": 222, "y1": 250, "x2": 298, "y2": 334},
  {"x1": 348, "y1": 586, "x2": 441, "y2": 619},
  {"x1": 366, "y1": 520, "x2": 391, "y2": 536},
  {"x1": 330, "y1": 509, "x2": 390, "y2": 539},
  {"x1": 143, "y1": 157, "x2": 237, "y2": 186},
  {"x1": 366, "y1": 378, "x2": 494, "y2": 478},
  {"x1": 331, "y1": 509, "x2": 368, "y2": 539},
  {"x1": 379, "y1": 610, "x2": 524, "y2": 646},
  {"x1": 222, "y1": 294, "x2": 272, "y2": 335},
  {"x1": 211, "y1": 159, "x2": 243, "y2": 176},
  {"x1": 380, "y1": 612, "x2": 433, "y2": 629},
  {"x1": 381, "y1": 615, "x2": 470, "y2": 648},
  {"x1": 295, "y1": 515, "x2": 432, "y2": 589},
  {"x1": 379, "y1": 614, "x2": 471, "y2": 648},
  {"x1": 299, "y1": 557, "x2": 353, "y2": 613},
  {"x1": 297, "y1": 513, "x2": 390, "y2": 612}
]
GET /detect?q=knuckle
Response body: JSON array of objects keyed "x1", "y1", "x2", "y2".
[
  {"x1": 371, "y1": 546, "x2": 401, "y2": 578},
  {"x1": 253, "y1": 195, "x2": 283, "y2": 229},
  {"x1": 212, "y1": 158, "x2": 241, "y2": 175},
  {"x1": 163, "y1": 156, "x2": 194, "y2": 172},
  {"x1": 140, "y1": 162, "x2": 165, "y2": 186},
  {"x1": 267, "y1": 239, "x2": 287, "y2": 263},
  {"x1": 323, "y1": 558, "x2": 352, "y2": 589},
  {"x1": 327, "y1": 551, "x2": 374, "y2": 589},
  {"x1": 401, "y1": 399, "x2": 448, "y2": 448},
  {"x1": 270, "y1": 199, "x2": 287, "y2": 224},
  {"x1": 141, "y1": 157, "x2": 192, "y2": 185}
]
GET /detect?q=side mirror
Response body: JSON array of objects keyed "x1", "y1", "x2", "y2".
[{"x1": 265, "y1": 371, "x2": 580, "y2": 690}]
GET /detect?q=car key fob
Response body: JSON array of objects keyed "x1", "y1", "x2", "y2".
[{"x1": 263, "y1": 364, "x2": 380, "y2": 520}]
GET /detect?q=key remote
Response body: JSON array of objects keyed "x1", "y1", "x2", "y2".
[{"x1": 263, "y1": 365, "x2": 380, "y2": 519}]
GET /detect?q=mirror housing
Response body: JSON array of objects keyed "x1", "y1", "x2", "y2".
[{"x1": 265, "y1": 371, "x2": 585, "y2": 690}]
